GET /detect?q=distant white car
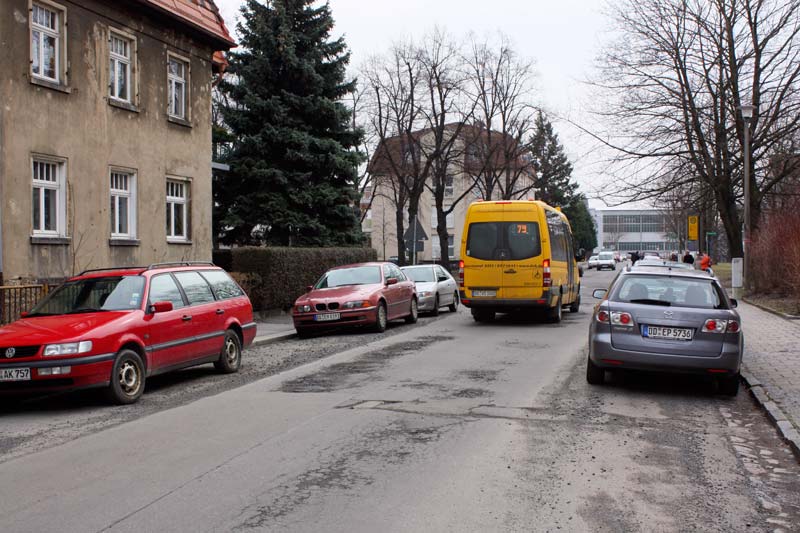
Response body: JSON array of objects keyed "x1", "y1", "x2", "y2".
[
  {"x1": 587, "y1": 255, "x2": 600, "y2": 269},
  {"x1": 596, "y1": 252, "x2": 616, "y2": 271}
]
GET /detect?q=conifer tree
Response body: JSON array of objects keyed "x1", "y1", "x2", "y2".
[{"x1": 217, "y1": 0, "x2": 364, "y2": 246}]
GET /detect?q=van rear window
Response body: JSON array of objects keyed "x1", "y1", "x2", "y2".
[{"x1": 466, "y1": 222, "x2": 542, "y2": 260}]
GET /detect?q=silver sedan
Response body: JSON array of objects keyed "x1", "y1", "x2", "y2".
[
  {"x1": 400, "y1": 264, "x2": 459, "y2": 315},
  {"x1": 587, "y1": 267, "x2": 743, "y2": 395}
]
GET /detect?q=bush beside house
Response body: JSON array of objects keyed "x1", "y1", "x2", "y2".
[{"x1": 214, "y1": 247, "x2": 377, "y2": 311}]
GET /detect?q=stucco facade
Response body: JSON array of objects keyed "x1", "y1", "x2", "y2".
[{"x1": 0, "y1": 0, "x2": 233, "y2": 282}]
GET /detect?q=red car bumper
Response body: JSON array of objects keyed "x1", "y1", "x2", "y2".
[
  {"x1": 0, "y1": 354, "x2": 115, "y2": 394},
  {"x1": 293, "y1": 307, "x2": 378, "y2": 330}
]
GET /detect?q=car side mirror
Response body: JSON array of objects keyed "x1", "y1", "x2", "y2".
[
  {"x1": 729, "y1": 298, "x2": 738, "y2": 308},
  {"x1": 150, "y1": 301, "x2": 174, "y2": 314},
  {"x1": 305, "y1": 285, "x2": 313, "y2": 292},
  {"x1": 592, "y1": 289, "x2": 607, "y2": 299},
  {"x1": 386, "y1": 277, "x2": 398, "y2": 286}
]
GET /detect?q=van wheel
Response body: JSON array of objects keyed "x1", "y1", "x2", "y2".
[
  {"x1": 215, "y1": 330, "x2": 242, "y2": 373},
  {"x1": 448, "y1": 293, "x2": 459, "y2": 312},
  {"x1": 106, "y1": 349, "x2": 145, "y2": 405},
  {"x1": 570, "y1": 292, "x2": 581, "y2": 313},
  {"x1": 548, "y1": 296, "x2": 563, "y2": 323},
  {"x1": 472, "y1": 308, "x2": 495, "y2": 322}
]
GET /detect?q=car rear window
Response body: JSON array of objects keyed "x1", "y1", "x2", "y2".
[
  {"x1": 612, "y1": 275, "x2": 726, "y2": 309},
  {"x1": 173, "y1": 272, "x2": 216, "y2": 305},
  {"x1": 466, "y1": 222, "x2": 541, "y2": 261},
  {"x1": 200, "y1": 270, "x2": 244, "y2": 300}
]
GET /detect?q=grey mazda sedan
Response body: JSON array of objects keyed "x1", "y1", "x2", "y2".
[{"x1": 587, "y1": 266, "x2": 742, "y2": 395}]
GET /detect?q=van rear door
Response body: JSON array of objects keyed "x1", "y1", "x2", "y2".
[
  {"x1": 463, "y1": 216, "x2": 504, "y2": 298},
  {"x1": 500, "y1": 208, "x2": 544, "y2": 300}
]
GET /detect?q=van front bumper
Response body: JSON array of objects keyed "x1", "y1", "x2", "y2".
[{"x1": 459, "y1": 289, "x2": 555, "y2": 310}]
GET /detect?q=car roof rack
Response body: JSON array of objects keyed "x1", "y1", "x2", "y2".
[
  {"x1": 146, "y1": 261, "x2": 216, "y2": 270},
  {"x1": 78, "y1": 266, "x2": 147, "y2": 276}
]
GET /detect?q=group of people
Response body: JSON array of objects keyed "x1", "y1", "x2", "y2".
[{"x1": 629, "y1": 250, "x2": 713, "y2": 272}]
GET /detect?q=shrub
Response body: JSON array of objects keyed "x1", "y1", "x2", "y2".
[
  {"x1": 751, "y1": 209, "x2": 800, "y2": 297},
  {"x1": 214, "y1": 247, "x2": 377, "y2": 311}
]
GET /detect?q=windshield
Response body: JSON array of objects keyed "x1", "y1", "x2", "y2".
[
  {"x1": 403, "y1": 267, "x2": 436, "y2": 283},
  {"x1": 466, "y1": 222, "x2": 542, "y2": 261},
  {"x1": 589, "y1": 256, "x2": 599, "y2": 261},
  {"x1": 315, "y1": 266, "x2": 382, "y2": 288},
  {"x1": 611, "y1": 275, "x2": 725, "y2": 309},
  {"x1": 29, "y1": 276, "x2": 146, "y2": 315}
]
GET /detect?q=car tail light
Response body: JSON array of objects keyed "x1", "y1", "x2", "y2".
[
  {"x1": 596, "y1": 310, "x2": 610, "y2": 323},
  {"x1": 610, "y1": 312, "x2": 633, "y2": 326},
  {"x1": 543, "y1": 259, "x2": 551, "y2": 287},
  {"x1": 702, "y1": 319, "x2": 728, "y2": 333},
  {"x1": 726, "y1": 320, "x2": 740, "y2": 333},
  {"x1": 458, "y1": 260, "x2": 464, "y2": 287}
]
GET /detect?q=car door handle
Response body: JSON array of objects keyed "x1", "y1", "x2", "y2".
[
  {"x1": 182, "y1": 315, "x2": 192, "y2": 322},
  {"x1": 216, "y1": 309, "x2": 225, "y2": 315},
  {"x1": 504, "y1": 269, "x2": 517, "y2": 274}
]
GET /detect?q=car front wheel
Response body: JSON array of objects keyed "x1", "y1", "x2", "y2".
[
  {"x1": 373, "y1": 302, "x2": 388, "y2": 332},
  {"x1": 106, "y1": 349, "x2": 145, "y2": 405}
]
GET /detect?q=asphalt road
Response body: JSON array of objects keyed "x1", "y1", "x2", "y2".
[{"x1": 1, "y1": 267, "x2": 799, "y2": 532}]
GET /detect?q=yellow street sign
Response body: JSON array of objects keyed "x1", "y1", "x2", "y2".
[{"x1": 688, "y1": 215, "x2": 699, "y2": 241}]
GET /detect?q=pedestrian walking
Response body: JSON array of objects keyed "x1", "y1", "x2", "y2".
[
  {"x1": 670, "y1": 252, "x2": 679, "y2": 261},
  {"x1": 682, "y1": 250, "x2": 694, "y2": 264},
  {"x1": 700, "y1": 252, "x2": 712, "y2": 272},
  {"x1": 631, "y1": 250, "x2": 640, "y2": 265}
]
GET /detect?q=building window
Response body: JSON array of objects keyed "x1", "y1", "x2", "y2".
[
  {"x1": 447, "y1": 234, "x2": 455, "y2": 259},
  {"x1": 31, "y1": 2, "x2": 64, "y2": 83},
  {"x1": 32, "y1": 157, "x2": 66, "y2": 236},
  {"x1": 167, "y1": 55, "x2": 188, "y2": 119},
  {"x1": 110, "y1": 170, "x2": 136, "y2": 238},
  {"x1": 166, "y1": 179, "x2": 189, "y2": 241},
  {"x1": 109, "y1": 31, "x2": 133, "y2": 103},
  {"x1": 431, "y1": 206, "x2": 438, "y2": 228},
  {"x1": 444, "y1": 175, "x2": 454, "y2": 198},
  {"x1": 446, "y1": 206, "x2": 455, "y2": 229}
]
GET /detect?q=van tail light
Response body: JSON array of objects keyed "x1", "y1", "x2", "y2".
[
  {"x1": 458, "y1": 260, "x2": 465, "y2": 287},
  {"x1": 702, "y1": 319, "x2": 728, "y2": 333},
  {"x1": 610, "y1": 312, "x2": 633, "y2": 326},
  {"x1": 596, "y1": 310, "x2": 610, "y2": 323},
  {"x1": 543, "y1": 259, "x2": 551, "y2": 287}
]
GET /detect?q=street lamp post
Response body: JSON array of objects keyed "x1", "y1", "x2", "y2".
[{"x1": 739, "y1": 104, "x2": 755, "y2": 293}]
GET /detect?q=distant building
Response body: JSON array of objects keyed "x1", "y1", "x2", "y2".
[
  {"x1": 0, "y1": 0, "x2": 235, "y2": 283},
  {"x1": 364, "y1": 124, "x2": 535, "y2": 262},
  {"x1": 591, "y1": 209, "x2": 680, "y2": 254}
]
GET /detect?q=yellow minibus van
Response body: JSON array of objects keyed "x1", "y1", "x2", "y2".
[{"x1": 458, "y1": 200, "x2": 584, "y2": 322}]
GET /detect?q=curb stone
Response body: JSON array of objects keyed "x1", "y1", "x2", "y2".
[
  {"x1": 742, "y1": 298, "x2": 800, "y2": 320},
  {"x1": 250, "y1": 332, "x2": 296, "y2": 348},
  {"x1": 741, "y1": 373, "x2": 800, "y2": 462}
]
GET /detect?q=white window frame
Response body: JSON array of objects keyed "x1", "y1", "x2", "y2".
[
  {"x1": 166, "y1": 177, "x2": 190, "y2": 242},
  {"x1": 30, "y1": 0, "x2": 67, "y2": 84},
  {"x1": 444, "y1": 175, "x2": 454, "y2": 198},
  {"x1": 447, "y1": 234, "x2": 455, "y2": 259},
  {"x1": 167, "y1": 53, "x2": 190, "y2": 120},
  {"x1": 31, "y1": 155, "x2": 67, "y2": 237},
  {"x1": 109, "y1": 29, "x2": 135, "y2": 104},
  {"x1": 110, "y1": 168, "x2": 137, "y2": 239}
]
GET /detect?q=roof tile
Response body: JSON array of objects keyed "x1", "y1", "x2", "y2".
[{"x1": 137, "y1": 0, "x2": 235, "y2": 48}]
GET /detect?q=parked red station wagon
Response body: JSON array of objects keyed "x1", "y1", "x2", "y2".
[{"x1": 0, "y1": 262, "x2": 256, "y2": 404}]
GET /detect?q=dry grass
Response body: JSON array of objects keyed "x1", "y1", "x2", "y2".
[
  {"x1": 746, "y1": 293, "x2": 800, "y2": 317},
  {"x1": 714, "y1": 262, "x2": 731, "y2": 288}
]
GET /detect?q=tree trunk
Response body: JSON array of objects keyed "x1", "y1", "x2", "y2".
[
  {"x1": 715, "y1": 187, "x2": 743, "y2": 258},
  {"x1": 395, "y1": 206, "x2": 407, "y2": 266}
]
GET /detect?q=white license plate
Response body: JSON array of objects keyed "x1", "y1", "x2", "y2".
[
  {"x1": 314, "y1": 313, "x2": 341, "y2": 322},
  {"x1": 643, "y1": 326, "x2": 693, "y2": 341},
  {"x1": 472, "y1": 290, "x2": 497, "y2": 297},
  {"x1": 0, "y1": 368, "x2": 31, "y2": 382}
]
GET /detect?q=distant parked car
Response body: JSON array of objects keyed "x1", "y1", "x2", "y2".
[
  {"x1": 400, "y1": 264, "x2": 459, "y2": 315},
  {"x1": 293, "y1": 262, "x2": 418, "y2": 337},
  {"x1": 596, "y1": 252, "x2": 616, "y2": 271},
  {"x1": 587, "y1": 266, "x2": 742, "y2": 395},
  {"x1": 0, "y1": 263, "x2": 255, "y2": 404},
  {"x1": 587, "y1": 255, "x2": 600, "y2": 269}
]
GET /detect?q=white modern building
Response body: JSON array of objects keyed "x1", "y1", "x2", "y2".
[{"x1": 590, "y1": 208, "x2": 680, "y2": 254}]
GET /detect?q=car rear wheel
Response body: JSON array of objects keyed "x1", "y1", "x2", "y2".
[
  {"x1": 472, "y1": 308, "x2": 495, "y2": 322},
  {"x1": 373, "y1": 302, "x2": 388, "y2": 332},
  {"x1": 586, "y1": 357, "x2": 604, "y2": 385},
  {"x1": 214, "y1": 330, "x2": 242, "y2": 374},
  {"x1": 718, "y1": 374, "x2": 740, "y2": 396},
  {"x1": 106, "y1": 349, "x2": 145, "y2": 405},
  {"x1": 405, "y1": 298, "x2": 419, "y2": 324},
  {"x1": 448, "y1": 293, "x2": 459, "y2": 313},
  {"x1": 431, "y1": 295, "x2": 440, "y2": 316}
]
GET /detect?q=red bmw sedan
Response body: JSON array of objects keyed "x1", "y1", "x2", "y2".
[{"x1": 293, "y1": 262, "x2": 418, "y2": 337}]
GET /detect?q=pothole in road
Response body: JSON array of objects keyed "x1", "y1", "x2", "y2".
[
  {"x1": 280, "y1": 336, "x2": 455, "y2": 393},
  {"x1": 459, "y1": 369, "x2": 501, "y2": 383},
  {"x1": 453, "y1": 388, "x2": 492, "y2": 398}
]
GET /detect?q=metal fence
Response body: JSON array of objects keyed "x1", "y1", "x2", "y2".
[{"x1": 0, "y1": 285, "x2": 51, "y2": 325}]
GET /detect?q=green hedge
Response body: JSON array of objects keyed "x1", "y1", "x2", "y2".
[{"x1": 213, "y1": 247, "x2": 377, "y2": 311}]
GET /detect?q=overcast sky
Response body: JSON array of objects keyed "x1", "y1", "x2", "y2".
[{"x1": 215, "y1": 0, "x2": 615, "y2": 207}]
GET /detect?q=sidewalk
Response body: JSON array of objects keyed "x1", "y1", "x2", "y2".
[
  {"x1": 737, "y1": 301, "x2": 800, "y2": 456},
  {"x1": 253, "y1": 312, "x2": 296, "y2": 345}
]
